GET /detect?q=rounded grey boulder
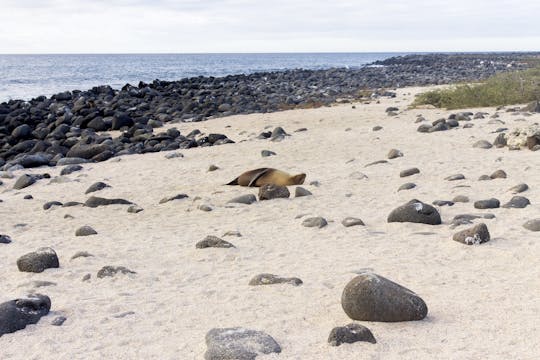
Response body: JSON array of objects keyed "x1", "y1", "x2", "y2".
[
  {"x1": 328, "y1": 323, "x2": 376, "y2": 346},
  {"x1": 249, "y1": 273, "x2": 303, "y2": 286},
  {"x1": 17, "y1": 247, "x2": 59, "y2": 273},
  {"x1": 258, "y1": 184, "x2": 290, "y2": 200},
  {"x1": 474, "y1": 198, "x2": 500, "y2": 209},
  {"x1": 399, "y1": 168, "x2": 420, "y2": 177},
  {"x1": 341, "y1": 272, "x2": 428, "y2": 322},
  {"x1": 75, "y1": 225, "x2": 98, "y2": 236},
  {"x1": 196, "y1": 236, "x2": 235, "y2": 249},
  {"x1": 204, "y1": 327, "x2": 281, "y2": 360},
  {"x1": 387, "y1": 199, "x2": 441, "y2": 225},
  {"x1": 0, "y1": 294, "x2": 51, "y2": 337},
  {"x1": 452, "y1": 223, "x2": 490, "y2": 245},
  {"x1": 523, "y1": 219, "x2": 540, "y2": 232},
  {"x1": 502, "y1": 196, "x2": 530, "y2": 209},
  {"x1": 302, "y1": 217, "x2": 328, "y2": 228}
]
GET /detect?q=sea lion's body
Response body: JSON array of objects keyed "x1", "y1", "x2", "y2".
[{"x1": 226, "y1": 168, "x2": 306, "y2": 187}]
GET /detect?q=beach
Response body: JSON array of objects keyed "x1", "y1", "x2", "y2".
[{"x1": 0, "y1": 85, "x2": 538, "y2": 359}]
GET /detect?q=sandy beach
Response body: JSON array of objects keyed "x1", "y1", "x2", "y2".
[{"x1": 0, "y1": 86, "x2": 539, "y2": 359}]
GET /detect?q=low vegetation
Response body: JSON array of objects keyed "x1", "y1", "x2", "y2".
[{"x1": 412, "y1": 64, "x2": 540, "y2": 109}]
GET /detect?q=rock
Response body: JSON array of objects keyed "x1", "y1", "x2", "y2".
[
  {"x1": 270, "y1": 126, "x2": 287, "y2": 141},
  {"x1": 261, "y1": 150, "x2": 276, "y2": 157},
  {"x1": 473, "y1": 140, "x2": 493, "y2": 149},
  {"x1": 23, "y1": 195, "x2": 33, "y2": 200},
  {"x1": 223, "y1": 230, "x2": 242, "y2": 237},
  {"x1": 400, "y1": 168, "x2": 420, "y2": 177},
  {"x1": 398, "y1": 183, "x2": 416, "y2": 191},
  {"x1": 60, "y1": 165, "x2": 83, "y2": 176},
  {"x1": 84, "y1": 196, "x2": 133, "y2": 207},
  {"x1": 63, "y1": 201, "x2": 82, "y2": 207},
  {"x1": 0, "y1": 235, "x2": 12, "y2": 244},
  {"x1": 417, "y1": 124, "x2": 432, "y2": 133},
  {"x1": 227, "y1": 194, "x2": 257, "y2": 205},
  {"x1": 71, "y1": 251, "x2": 94, "y2": 260},
  {"x1": 341, "y1": 272, "x2": 428, "y2": 322},
  {"x1": 387, "y1": 149, "x2": 403, "y2": 159},
  {"x1": 198, "y1": 204, "x2": 213, "y2": 212},
  {"x1": 521, "y1": 100, "x2": 540, "y2": 112},
  {"x1": 490, "y1": 170, "x2": 507, "y2": 179},
  {"x1": 372, "y1": 126, "x2": 383, "y2": 131},
  {"x1": 75, "y1": 225, "x2": 97, "y2": 236},
  {"x1": 302, "y1": 217, "x2": 328, "y2": 228},
  {"x1": 0, "y1": 294, "x2": 51, "y2": 337},
  {"x1": 508, "y1": 183, "x2": 528, "y2": 194},
  {"x1": 502, "y1": 196, "x2": 530, "y2": 208},
  {"x1": 328, "y1": 324, "x2": 376, "y2": 346},
  {"x1": 445, "y1": 174, "x2": 465, "y2": 181},
  {"x1": 387, "y1": 199, "x2": 441, "y2": 225},
  {"x1": 432, "y1": 200, "x2": 454, "y2": 207},
  {"x1": 523, "y1": 219, "x2": 540, "y2": 231},
  {"x1": 56, "y1": 157, "x2": 90, "y2": 166},
  {"x1": 67, "y1": 143, "x2": 110, "y2": 159},
  {"x1": 452, "y1": 223, "x2": 490, "y2": 245},
  {"x1": 204, "y1": 327, "x2": 281, "y2": 360},
  {"x1": 196, "y1": 236, "x2": 235, "y2": 249},
  {"x1": 258, "y1": 184, "x2": 290, "y2": 200},
  {"x1": 365, "y1": 160, "x2": 388, "y2": 167},
  {"x1": 478, "y1": 175, "x2": 492, "y2": 181},
  {"x1": 17, "y1": 247, "x2": 59, "y2": 273},
  {"x1": 51, "y1": 316, "x2": 67, "y2": 326},
  {"x1": 452, "y1": 195, "x2": 470, "y2": 203},
  {"x1": 85, "y1": 181, "x2": 110, "y2": 194},
  {"x1": 493, "y1": 133, "x2": 507, "y2": 148},
  {"x1": 97, "y1": 266, "x2": 136, "y2": 278},
  {"x1": 43, "y1": 201, "x2": 63, "y2": 210},
  {"x1": 11, "y1": 124, "x2": 33, "y2": 140},
  {"x1": 127, "y1": 205, "x2": 144, "y2": 213},
  {"x1": 294, "y1": 187, "x2": 312, "y2": 197},
  {"x1": 159, "y1": 194, "x2": 189, "y2": 204},
  {"x1": 208, "y1": 165, "x2": 219, "y2": 172},
  {"x1": 474, "y1": 198, "x2": 500, "y2": 209},
  {"x1": 249, "y1": 273, "x2": 303, "y2": 286},
  {"x1": 13, "y1": 174, "x2": 38, "y2": 190},
  {"x1": 165, "y1": 152, "x2": 184, "y2": 159},
  {"x1": 342, "y1": 217, "x2": 365, "y2": 227}
]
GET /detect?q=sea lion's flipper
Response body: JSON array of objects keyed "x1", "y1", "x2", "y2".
[
  {"x1": 247, "y1": 168, "x2": 271, "y2": 187},
  {"x1": 226, "y1": 177, "x2": 239, "y2": 185}
]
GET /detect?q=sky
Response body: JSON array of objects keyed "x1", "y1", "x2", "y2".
[{"x1": 1, "y1": 0, "x2": 540, "y2": 54}]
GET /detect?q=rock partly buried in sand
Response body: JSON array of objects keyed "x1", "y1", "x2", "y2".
[
  {"x1": 478, "y1": 174, "x2": 492, "y2": 181},
  {"x1": 474, "y1": 198, "x2": 500, "y2": 209},
  {"x1": 127, "y1": 205, "x2": 144, "y2": 213},
  {"x1": 84, "y1": 196, "x2": 133, "y2": 208},
  {"x1": 302, "y1": 217, "x2": 328, "y2": 228},
  {"x1": 0, "y1": 234, "x2": 12, "y2": 244},
  {"x1": 270, "y1": 126, "x2": 288, "y2": 141},
  {"x1": 228, "y1": 194, "x2": 257, "y2": 205},
  {"x1": 295, "y1": 186, "x2": 312, "y2": 197},
  {"x1": 204, "y1": 327, "x2": 281, "y2": 360},
  {"x1": 508, "y1": 183, "x2": 528, "y2": 194},
  {"x1": 159, "y1": 194, "x2": 189, "y2": 204},
  {"x1": 51, "y1": 316, "x2": 67, "y2": 326},
  {"x1": 432, "y1": 200, "x2": 454, "y2": 207},
  {"x1": 13, "y1": 174, "x2": 40, "y2": 190},
  {"x1": 523, "y1": 219, "x2": 540, "y2": 231},
  {"x1": 63, "y1": 201, "x2": 83, "y2": 207},
  {"x1": 43, "y1": 201, "x2": 63, "y2": 210},
  {"x1": 502, "y1": 196, "x2": 530, "y2": 208},
  {"x1": 0, "y1": 294, "x2": 51, "y2": 337},
  {"x1": 249, "y1": 273, "x2": 303, "y2": 286},
  {"x1": 445, "y1": 174, "x2": 465, "y2": 181},
  {"x1": 490, "y1": 170, "x2": 507, "y2": 179},
  {"x1": 365, "y1": 160, "x2": 388, "y2": 167},
  {"x1": 387, "y1": 149, "x2": 403, "y2": 159},
  {"x1": 342, "y1": 217, "x2": 365, "y2": 227},
  {"x1": 452, "y1": 195, "x2": 469, "y2": 203},
  {"x1": 328, "y1": 323, "x2": 376, "y2": 346},
  {"x1": 493, "y1": 133, "x2": 507, "y2": 148},
  {"x1": 398, "y1": 183, "x2": 416, "y2": 191},
  {"x1": 258, "y1": 184, "x2": 290, "y2": 200},
  {"x1": 473, "y1": 140, "x2": 493, "y2": 149},
  {"x1": 85, "y1": 181, "x2": 110, "y2": 194},
  {"x1": 261, "y1": 150, "x2": 276, "y2": 157},
  {"x1": 196, "y1": 236, "x2": 235, "y2": 249},
  {"x1": 452, "y1": 223, "x2": 490, "y2": 245},
  {"x1": 97, "y1": 266, "x2": 136, "y2": 278},
  {"x1": 208, "y1": 165, "x2": 219, "y2": 172},
  {"x1": 75, "y1": 225, "x2": 97, "y2": 236},
  {"x1": 387, "y1": 199, "x2": 441, "y2": 225},
  {"x1": 341, "y1": 272, "x2": 428, "y2": 322},
  {"x1": 400, "y1": 168, "x2": 420, "y2": 177},
  {"x1": 17, "y1": 247, "x2": 59, "y2": 273},
  {"x1": 60, "y1": 165, "x2": 83, "y2": 176}
]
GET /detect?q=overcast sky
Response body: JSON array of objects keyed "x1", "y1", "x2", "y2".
[{"x1": 1, "y1": 0, "x2": 539, "y2": 54}]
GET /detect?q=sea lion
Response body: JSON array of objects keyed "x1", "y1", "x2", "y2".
[{"x1": 226, "y1": 168, "x2": 306, "y2": 187}]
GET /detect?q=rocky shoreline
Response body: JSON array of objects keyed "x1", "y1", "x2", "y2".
[{"x1": 0, "y1": 53, "x2": 537, "y2": 170}]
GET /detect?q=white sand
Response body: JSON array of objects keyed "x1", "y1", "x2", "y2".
[{"x1": 0, "y1": 86, "x2": 539, "y2": 359}]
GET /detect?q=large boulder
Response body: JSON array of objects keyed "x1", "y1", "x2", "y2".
[
  {"x1": 0, "y1": 294, "x2": 51, "y2": 337},
  {"x1": 387, "y1": 199, "x2": 441, "y2": 225},
  {"x1": 17, "y1": 247, "x2": 59, "y2": 273},
  {"x1": 66, "y1": 143, "x2": 110, "y2": 160},
  {"x1": 452, "y1": 223, "x2": 490, "y2": 245},
  {"x1": 204, "y1": 327, "x2": 281, "y2": 360},
  {"x1": 341, "y1": 272, "x2": 427, "y2": 322}
]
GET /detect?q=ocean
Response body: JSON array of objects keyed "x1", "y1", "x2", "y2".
[{"x1": 0, "y1": 53, "x2": 408, "y2": 102}]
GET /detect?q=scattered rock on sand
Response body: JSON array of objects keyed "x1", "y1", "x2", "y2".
[
  {"x1": 43, "y1": 201, "x2": 63, "y2": 210},
  {"x1": 432, "y1": 200, "x2": 454, "y2": 207},
  {"x1": 478, "y1": 175, "x2": 492, "y2": 181},
  {"x1": 17, "y1": 247, "x2": 59, "y2": 273},
  {"x1": 295, "y1": 187, "x2": 312, "y2": 197},
  {"x1": 258, "y1": 184, "x2": 290, "y2": 200},
  {"x1": 0, "y1": 294, "x2": 51, "y2": 337},
  {"x1": 328, "y1": 323, "x2": 376, "y2": 346},
  {"x1": 70, "y1": 251, "x2": 94, "y2": 260},
  {"x1": 127, "y1": 205, "x2": 144, "y2": 213},
  {"x1": 208, "y1": 165, "x2": 219, "y2": 172},
  {"x1": 387, "y1": 149, "x2": 403, "y2": 159},
  {"x1": 302, "y1": 217, "x2": 328, "y2": 228},
  {"x1": 341, "y1": 272, "x2": 428, "y2": 322},
  {"x1": 452, "y1": 195, "x2": 470, "y2": 203},
  {"x1": 196, "y1": 236, "x2": 235, "y2": 249},
  {"x1": 75, "y1": 225, "x2": 97, "y2": 236},
  {"x1": 204, "y1": 327, "x2": 281, "y2": 360},
  {"x1": 400, "y1": 168, "x2": 420, "y2": 177},
  {"x1": 372, "y1": 126, "x2": 383, "y2": 131},
  {"x1": 493, "y1": 133, "x2": 507, "y2": 148},
  {"x1": 490, "y1": 170, "x2": 507, "y2": 179},
  {"x1": 342, "y1": 217, "x2": 365, "y2": 227},
  {"x1": 60, "y1": 165, "x2": 83, "y2": 176},
  {"x1": 85, "y1": 181, "x2": 110, "y2": 194},
  {"x1": 508, "y1": 183, "x2": 528, "y2": 194},
  {"x1": 164, "y1": 152, "x2": 184, "y2": 159},
  {"x1": 398, "y1": 183, "x2": 416, "y2": 191},
  {"x1": 249, "y1": 273, "x2": 303, "y2": 286},
  {"x1": 445, "y1": 174, "x2": 465, "y2": 181},
  {"x1": 387, "y1": 199, "x2": 441, "y2": 225},
  {"x1": 97, "y1": 266, "x2": 136, "y2": 278},
  {"x1": 159, "y1": 194, "x2": 189, "y2": 204},
  {"x1": 261, "y1": 150, "x2": 276, "y2": 157},
  {"x1": 228, "y1": 194, "x2": 257, "y2": 205},
  {"x1": 85, "y1": 196, "x2": 133, "y2": 208},
  {"x1": 523, "y1": 219, "x2": 540, "y2": 231},
  {"x1": 13, "y1": 174, "x2": 39, "y2": 190},
  {"x1": 473, "y1": 140, "x2": 493, "y2": 149},
  {"x1": 502, "y1": 196, "x2": 530, "y2": 208},
  {"x1": 474, "y1": 198, "x2": 500, "y2": 209},
  {"x1": 51, "y1": 316, "x2": 67, "y2": 326},
  {"x1": 0, "y1": 234, "x2": 12, "y2": 244},
  {"x1": 198, "y1": 204, "x2": 213, "y2": 212},
  {"x1": 452, "y1": 223, "x2": 490, "y2": 245}
]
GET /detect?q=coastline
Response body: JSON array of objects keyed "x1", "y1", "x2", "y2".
[{"x1": 0, "y1": 85, "x2": 538, "y2": 358}]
